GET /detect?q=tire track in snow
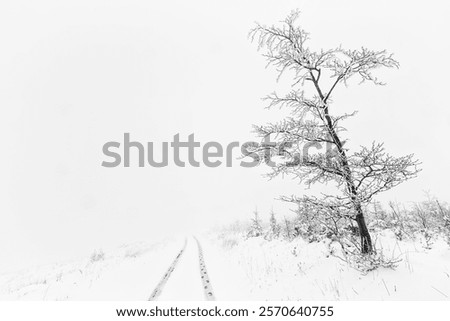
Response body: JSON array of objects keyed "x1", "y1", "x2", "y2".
[
  {"x1": 148, "y1": 238, "x2": 187, "y2": 301},
  {"x1": 194, "y1": 237, "x2": 215, "y2": 301}
]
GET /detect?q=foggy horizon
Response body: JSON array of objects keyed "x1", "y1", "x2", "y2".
[{"x1": 1, "y1": 0, "x2": 449, "y2": 274}]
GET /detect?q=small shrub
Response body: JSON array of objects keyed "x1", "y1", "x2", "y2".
[
  {"x1": 89, "y1": 249, "x2": 105, "y2": 263},
  {"x1": 247, "y1": 209, "x2": 263, "y2": 238}
]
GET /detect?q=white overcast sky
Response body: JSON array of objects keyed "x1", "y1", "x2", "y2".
[{"x1": 1, "y1": 0, "x2": 449, "y2": 271}]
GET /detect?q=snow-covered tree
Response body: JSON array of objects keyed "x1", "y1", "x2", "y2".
[
  {"x1": 249, "y1": 11, "x2": 420, "y2": 253},
  {"x1": 283, "y1": 217, "x2": 292, "y2": 240},
  {"x1": 265, "y1": 209, "x2": 281, "y2": 239},
  {"x1": 248, "y1": 209, "x2": 263, "y2": 237}
]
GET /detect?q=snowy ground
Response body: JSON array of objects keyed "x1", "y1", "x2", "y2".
[
  {"x1": 1, "y1": 231, "x2": 449, "y2": 300},
  {"x1": 0, "y1": 238, "x2": 184, "y2": 300},
  {"x1": 202, "y1": 230, "x2": 450, "y2": 300},
  {"x1": 0, "y1": 236, "x2": 215, "y2": 301}
]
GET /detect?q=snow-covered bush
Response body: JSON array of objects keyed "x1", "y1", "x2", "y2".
[
  {"x1": 215, "y1": 221, "x2": 248, "y2": 250},
  {"x1": 243, "y1": 196, "x2": 449, "y2": 272},
  {"x1": 89, "y1": 249, "x2": 105, "y2": 263},
  {"x1": 264, "y1": 210, "x2": 281, "y2": 240},
  {"x1": 247, "y1": 209, "x2": 263, "y2": 238},
  {"x1": 291, "y1": 201, "x2": 360, "y2": 248},
  {"x1": 369, "y1": 197, "x2": 450, "y2": 247}
]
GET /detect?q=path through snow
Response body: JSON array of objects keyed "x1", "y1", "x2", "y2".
[{"x1": 151, "y1": 236, "x2": 215, "y2": 301}]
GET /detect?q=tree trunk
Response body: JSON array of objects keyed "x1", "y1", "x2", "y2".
[
  {"x1": 309, "y1": 72, "x2": 374, "y2": 254},
  {"x1": 355, "y1": 205, "x2": 373, "y2": 254},
  {"x1": 321, "y1": 109, "x2": 374, "y2": 253}
]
